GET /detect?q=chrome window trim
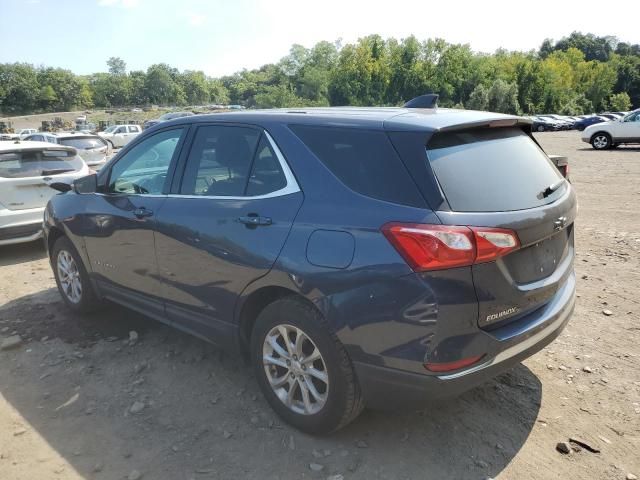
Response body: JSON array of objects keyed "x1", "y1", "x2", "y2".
[{"x1": 98, "y1": 129, "x2": 300, "y2": 201}]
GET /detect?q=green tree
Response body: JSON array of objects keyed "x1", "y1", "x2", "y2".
[
  {"x1": 254, "y1": 84, "x2": 305, "y2": 108},
  {"x1": 145, "y1": 64, "x2": 179, "y2": 105},
  {"x1": 107, "y1": 57, "x2": 127, "y2": 75},
  {"x1": 608, "y1": 92, "x2": 631, "y2": 111},
  {"x1": 487, "y1": 79, "x2": 520, "y2": 114},
  {"x1": 0, "y1": 63, "x2": 39, "y2": 114},
  {"x1": 207, "y1": 79, "x2": 229, "y2": 104},
  {"x1": 466, "y1": 84, "x2": 489, "y2": 110},
  {"x1": 179, "y1": 70, "x2": 209, "y2": 105}
]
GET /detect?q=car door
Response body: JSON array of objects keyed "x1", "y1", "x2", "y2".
[
  {"x1": 82, "y1": 127, "x2": 187, "y2": 317},
  {"x1": 153, "y1": 124, "x2": 303, "y2": 344},
  {"x1": 616, "y1": 111, "x2": 640, "y2": 142},
  {"x1": 112, "y1": 126, "x2": 128, "y2": 147}
]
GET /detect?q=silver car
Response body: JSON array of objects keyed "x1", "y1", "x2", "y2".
[{"x1": 24, "y1": 132, "x2": 110, "y2": 169}]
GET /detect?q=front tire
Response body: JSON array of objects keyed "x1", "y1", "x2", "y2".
[
  {"x1": 52, "y1": 237, "x2": 100, "y2": 313},
  {"x1": 251, "y1": 297, "x2": 364, "y2": 434},
  {"x1": 536, "y1": 125, "x2": 545, "y2": 132},
  {"x1": 591, "y1": 133, "x2": 611, "y2": 150}
]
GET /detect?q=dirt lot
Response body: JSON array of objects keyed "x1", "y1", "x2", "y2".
[{"x1": 0, "y1": 131, "x2": 638, "y2": 480}]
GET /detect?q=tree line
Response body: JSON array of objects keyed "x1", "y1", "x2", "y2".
[{"x1": 1, "y1": 32, "x2": 638, "y2": 116}]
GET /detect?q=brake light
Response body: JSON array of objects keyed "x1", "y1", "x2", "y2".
[{"x1": 382, "y1": 223, "x2": 519, "y2": 271}]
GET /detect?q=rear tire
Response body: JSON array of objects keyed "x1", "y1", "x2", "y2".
[
  {"x1": 251, "y1": 297, "x2": 364, "y2": 434},
  {"x1": 51, "y1": 236, "x2": 100, "y2": 313},
  {"x1": 591, "y1": 133, "x2": 611, "y2": 150},
  {"x1": 537, "y1": 125, "x2": 545, "y2": 132}
]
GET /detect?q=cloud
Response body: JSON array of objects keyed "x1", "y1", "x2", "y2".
[
  {"x1": 186, "y1": 12, "x2": 206, "y2": 27},
  {"x1": 98, "y1": 0, "x2": 140, "y2": 8}
]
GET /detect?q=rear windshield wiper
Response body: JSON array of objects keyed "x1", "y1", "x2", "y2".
[{"x1": 541, "y1": 179, "x2": 565, "y2": 198}]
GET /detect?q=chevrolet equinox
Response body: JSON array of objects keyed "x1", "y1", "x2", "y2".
[{"x1": 44, "y1": 99, "x2": 576, "y2": 433}]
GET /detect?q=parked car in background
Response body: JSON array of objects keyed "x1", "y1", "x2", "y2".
[
  {"x1": 582, "y1": 108, "x2": 640, "y2": 149},
  {"x1": 598, "y1": 113, "x2": 622, "y2": 121},
  {"x1": 143, "y1": 111, "x2": 194, "y2": 129},
  {"x1": 44, "y1": 103, "x2": 576, "y2": 433},
  {"x1": 0, "y1": 141, "x2": 89, "y2": 246},
  {"x1": 24, "y1": 132, "x2": 110, "y2": 169},
  {"x1": 536, "y1": 115, "x2": 573, "y2": 130},
  {"x1": 574, "y1": 115, "x2": 607, "y2": 131},
  {"x1": 531, "y1": 116, "x2": 563, "y2": 131},
  {"x1": 98, "y1": 124, "x2": 142, "y2": 148},
  {"x1": 0, "y1": 128, "x2": 38, "y2": 141}
]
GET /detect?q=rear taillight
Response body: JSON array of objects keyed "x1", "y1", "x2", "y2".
[{"x1": 382, "y1": 223, "x2": 520, "y2": 271}]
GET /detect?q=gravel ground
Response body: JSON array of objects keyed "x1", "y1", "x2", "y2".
[{"x1": 0, "y1": 131, "x2": 639, "y2": 480}]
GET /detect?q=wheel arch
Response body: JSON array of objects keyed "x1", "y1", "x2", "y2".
[
  {"x1": 236, "y1": 285, "x2": 320, "y2": 357},
  {"x1": 47, "y1": 225, "x2": 66, "y2": 258},
  {"x1": 590, "y1": 130, "x2": 612, "y2": 142}
]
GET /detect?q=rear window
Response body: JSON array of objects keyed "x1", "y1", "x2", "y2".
[
  {"x1": 290, "y1": 125, "x2": 424, "y2": 207},
  {"x1": 427, "y1": 128, "x2": 565, "y2": 212},
  {"x1": 0, "y1": 149, "x2": 83, "y2": 178},
  {"x1": 59, "y1": 137, "x2": 107, "y2": 149}
]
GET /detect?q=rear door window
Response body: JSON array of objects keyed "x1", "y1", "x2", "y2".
[
  {"x1": 427, "y1": 128, "x2": 565, "y2": 212},
  {"x1": 180, "y1": 125, "x2": 260, "y2": 196},
  {"x1": 289, "y1": 125, "x2": 424, "y2": 207}
]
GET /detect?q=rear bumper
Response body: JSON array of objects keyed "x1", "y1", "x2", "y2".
[
  {"x1": 354, "y1": 273, "x2": 575, "y2": 409},
  {"x1": 0, "y1": 207, "x2": 44, "y2": 246}
]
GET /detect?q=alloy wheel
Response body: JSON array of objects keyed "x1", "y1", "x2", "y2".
[
  {"x1": 57, "y1": 250, "x2": 82, "y2": 304},
  {"x1": 593, "y1": 135, "x2": 609, "y2": 149},
  {"x1": 262, "y1": 324, "x2": 329, "y2": 415}
]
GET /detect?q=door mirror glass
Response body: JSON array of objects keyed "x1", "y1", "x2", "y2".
[{"x1": 73, "y1": 174, "x2": 97, "y2": 194}]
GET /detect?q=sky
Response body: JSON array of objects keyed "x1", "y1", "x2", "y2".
[{"x1": 0, "y1": 0, "x2": 638, "y2": 77}]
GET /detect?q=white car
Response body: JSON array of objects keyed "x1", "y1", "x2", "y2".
[
  {"x1": 98, "y1": 124, "x2": 142, "y2": 149},
  {"x1": 582, "y1": 109, "x2": 640, "y2": 149},
  {"x1": 0, "y1": 141, "x2": 90, "y2": 246},
  {"x1": 0, "y1": 128, "x2": 38, "y2": 141},
  {"x1": 24, "y1": 132, "x2": 110, "y2": 169}
]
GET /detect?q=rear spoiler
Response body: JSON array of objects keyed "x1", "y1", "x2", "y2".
[{"x1": 404, "y1": 94, "x2": 439, "y2": 109}]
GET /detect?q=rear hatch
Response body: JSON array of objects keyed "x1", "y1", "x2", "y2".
[
  {"x1": 425, "y1": 127, "x2": 576, "y2": 328},
  {"x1": 58, "y1": 136, "x2": 108, "y2": 166},
  {"x1": 0, "y1": 146, "x2": 85, "y2": 210}
]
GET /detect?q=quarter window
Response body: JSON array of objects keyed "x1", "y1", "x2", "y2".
[
  {"x1": 290, "y1": 125, "x2": 424, "y2": 207},
  {"x1": 108, "y1": 128, "x2": 183, "y2": 195}
]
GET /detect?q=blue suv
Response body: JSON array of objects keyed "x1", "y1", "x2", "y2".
[{"x1": 44, "y1": 100, "x2": 576, "y2": 433}]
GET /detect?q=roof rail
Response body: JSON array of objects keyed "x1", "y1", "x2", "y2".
[{"x1": 403, "y1": 94, "x2": 439, "y2": 109}]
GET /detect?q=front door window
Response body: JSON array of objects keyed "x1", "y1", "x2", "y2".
[{"x1": 108, "y1": 128, "x2": 184, "y2": 195}]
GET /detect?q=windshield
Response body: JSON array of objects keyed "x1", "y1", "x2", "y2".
[
  {"x1": 427, "y1": 127, "x2": 565, "y2": 212},
  {"x1": 59, "y1": 137, "x2": 107, "y2": 149},
  {"x1": 103, "y1": 126, "x2": 117, "y2": 133},
  {"x1": 0, "y1": 149, "x2": 84, "y2": 178}
]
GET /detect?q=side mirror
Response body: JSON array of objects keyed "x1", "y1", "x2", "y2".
[{"x1": 73, "y1": 174, "x2": 98, "y2": 194}]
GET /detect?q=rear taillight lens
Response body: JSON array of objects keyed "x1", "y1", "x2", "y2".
[{"x1": 382, "y1": 223, "x2": 520, "y2": 271}]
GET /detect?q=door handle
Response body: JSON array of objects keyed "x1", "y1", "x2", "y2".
[
  {"x1": 133, "y1": 207, "x2": 153, "y2": 218},
  {"x1": 238, "y1": 215, "x2": 272, "y2": 226}
]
